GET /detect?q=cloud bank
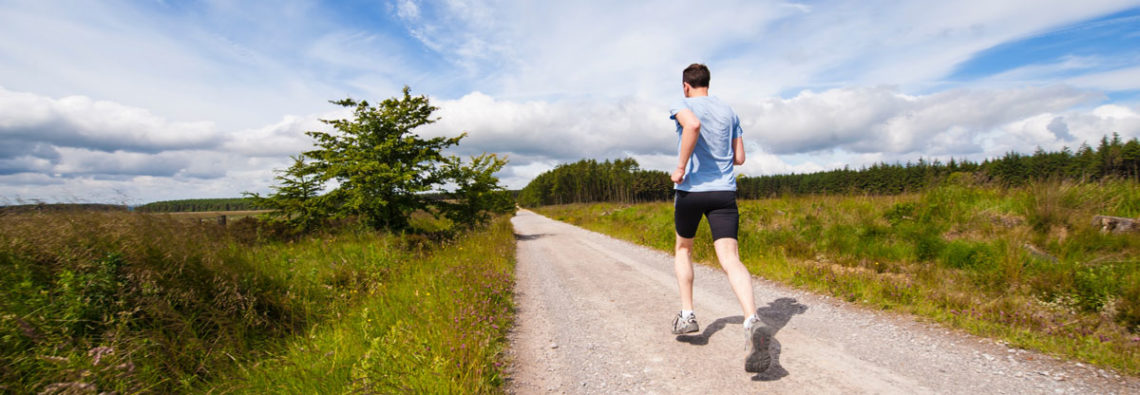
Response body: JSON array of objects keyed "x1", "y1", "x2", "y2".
[{"x1": 1, "y1": 1, "x2": 1139, "y2": 203}]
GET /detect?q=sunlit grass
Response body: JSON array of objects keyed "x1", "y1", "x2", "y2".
[{"x1": 209, "y1": 217, "x2": 516, "y2": 393}]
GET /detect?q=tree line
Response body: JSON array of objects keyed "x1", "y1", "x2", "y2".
[
  {"x1": 516, "y1": 158, "x2": 674, "y2": 207},
  {"x1": 135, "y1": 198, "x2": 266, "y2": 213},
  {"x1": 741, "y1": 133, "x2": 1139, "y2": 197},
  {"x1": 520, "y1": 133, "x2": 1140, "y2": 206}
]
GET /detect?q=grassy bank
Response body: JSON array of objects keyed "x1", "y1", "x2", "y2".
[
  {"x1": 209, "y1": 216, "x2": 515, "y2": 393},
  {"x1": 0, "y1": 210, "x2": 515, "y2": 393},
  {"x1": 534, "y1": 180, "x2": 1140, "y2": 375}
]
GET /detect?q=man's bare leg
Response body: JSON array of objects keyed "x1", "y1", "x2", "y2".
[
  {"x1": 713, "y1": 238, "x2": 757, "y2": 317},
  {"x1": 674, "y1": 234, "x2": 696, "y2": 311},
  {"x1": 720, "y1": 237, "x2": 770, "y2": 372}
]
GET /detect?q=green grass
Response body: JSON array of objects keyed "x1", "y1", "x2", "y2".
[
  {"x1": 533, "y1": 179, "x2": 1140, "y2": 375},
  {"x1": 208, "y1": 217, "x2": 515, "y2": 393},
  {"x1": 0, "y1": 210, "x2": 515, "y2": 393}
]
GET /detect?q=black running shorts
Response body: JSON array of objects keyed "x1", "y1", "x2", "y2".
[{"x1": 674, "y1": 190, "x2": 738, "y2": 240}]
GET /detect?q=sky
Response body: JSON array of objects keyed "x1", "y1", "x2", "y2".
[{"x1": 1, "y1": 0, "x2": 1139, "y2": 204}]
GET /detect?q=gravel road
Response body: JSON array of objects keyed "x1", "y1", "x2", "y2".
[{"x1": 505, "y1": 209, "x2": 1139, "y2": 394}]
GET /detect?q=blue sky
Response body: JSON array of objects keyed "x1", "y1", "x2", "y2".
[
  {"x1": 950, "y1": 7, "x2": 1140, "y2": 82},
  {"x1": 1, "y1": 0, "x2": 1139, "y2": 204}
]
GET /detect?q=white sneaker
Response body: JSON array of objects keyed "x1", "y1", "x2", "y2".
[
  {"x1": 671, "y1": 312, "x2": 699, "y2": 334},
  {"x1": 744, "y1": 316, "x2": 771, "y2": 373}
]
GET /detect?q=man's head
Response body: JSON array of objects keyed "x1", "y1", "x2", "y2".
[
  {"x1": 682, "y1": 63, "x2": 710, "y2": 97},
  {"x1": 683, "y1": 63, "x2": 710, "y2": 88}
]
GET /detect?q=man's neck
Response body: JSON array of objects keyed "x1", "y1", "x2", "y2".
[{"x1": 685, "y1": 87, "x2": 709, "y2": 98}]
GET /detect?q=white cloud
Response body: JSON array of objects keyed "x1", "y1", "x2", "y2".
[
  {"x1": 742, "y1": 85, "x2": 1102, "y2": 155},
  {"x1": 422, "y1": 92, "x2": 674, "y2": 160},
  {"x1": 222, "y1": 111, "x2": 348, "y2": 158},
  {"x1": 0, "y1": 87, "x2": 219, "y2": 154},
  {"x1": 1068, "y1": 66, "x2": 1140, "y2": 91},
  {"x1": 396, "y1": 0, "x2": 420, "y2": 20},
  {"x1": 419, "y1": 85, "x2": 1132, "y2": 185},
  {"x1": 0, "y1": 1, "x2": 413, "y2": 132},
  {"x1": 1057, "y1": 104, "x2": 1140, "y2": 143},
  {"x1": 393, "y1": 0, "x2": 1138, "y2": 102},
  {"x1": 0, "y1": 86, "x2": 301, "y2": 201},
  {"x1": 2, "y1": 83, "x2": 1135, "y2": 202},
  {"x1": 3, "y1": 1, "x2": 1140, "y2": 202}
]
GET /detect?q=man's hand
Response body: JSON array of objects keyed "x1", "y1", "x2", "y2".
[{"x1": 671, "y1": 167, "x2": 685, "y2": 184}]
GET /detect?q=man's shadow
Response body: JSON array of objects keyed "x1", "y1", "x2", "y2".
[
  {"x1": 674, "y1": 297, "x2": 808, "y2": 381},
  {"x1": 751, "y1": 297, "x2": 808, "y2": 381},
  {"x1": 675, "y1": 316, "x2": 741, "y2": 346}
]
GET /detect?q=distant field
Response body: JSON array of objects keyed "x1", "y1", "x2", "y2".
[
  {"x1": 534, "y1": 180, "x2": 1140, "y2": 375},
  {"x1": 160, "y1": 209, "x2": 273, "y2": 220}
]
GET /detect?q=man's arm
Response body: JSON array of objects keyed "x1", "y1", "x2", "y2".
[
  {"x1": 673, "y1": 109, "x2": 700, "y2": 184},
  {"x1": 733, "y1": 137, "x2": 745, "y2": 165}
]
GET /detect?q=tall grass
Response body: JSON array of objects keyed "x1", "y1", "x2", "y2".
[
  {"x1": 535, "y1": 179, "x2": 1140, "y2": 374},
  {"x1": 0, "y1": 210, "x2": 516, "y2": 393},
  {"x1": 209, "y1": 217, "x2": 516, "y2": 393}
]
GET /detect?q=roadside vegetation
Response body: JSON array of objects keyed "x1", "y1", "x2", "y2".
[
  {"x1": 1, "y1": 87, "x2": 517, "y2": 393},
  {"x1": 208, "y1": 214, "x2": 516, "y2": 393},
  {"x1": 0, "y1": 210, "x2": 515, "y2": 393},
  {"x1": 534, "y1": 179, "x2": 1140, "y2": 374}
]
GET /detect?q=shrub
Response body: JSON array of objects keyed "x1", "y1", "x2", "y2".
[{"x1": 940, "y1": 240, "x2": 995, "y2": 270}]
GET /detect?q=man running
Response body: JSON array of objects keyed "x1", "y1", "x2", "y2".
[{"x1": 668, "y1": 63, "x2": 770, "y2": 373}]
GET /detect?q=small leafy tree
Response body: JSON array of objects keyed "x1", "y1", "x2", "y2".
[
  {"x1": 255, "y1": 86, "x2": 509, "y2": 231},
  {"x1": 304, "y1": 87, "x2": 462, "y2": 230},
  {"x1": 245, "y1": 154, "x2": 324, "y2": 231},
  {"x1": 439, "y1": 153, "x2": 515, "y2": 228}
]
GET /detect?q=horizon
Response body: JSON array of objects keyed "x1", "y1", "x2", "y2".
[{"x1": 2, "y1": 1, "x2": 1139, "y2": 204}]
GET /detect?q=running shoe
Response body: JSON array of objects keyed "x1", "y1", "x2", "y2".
[
  {"x1": 671, "y1": 312, "x2": 699, "y2": 334},
  {"x1": 744, "y1": 316, "x2": 772, "y2": 373}
]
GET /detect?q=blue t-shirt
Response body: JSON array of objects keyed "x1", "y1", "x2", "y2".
[{"x1": 669, "y1": 96, "x2": 742, "y2": 192}]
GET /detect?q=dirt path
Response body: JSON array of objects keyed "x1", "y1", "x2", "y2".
[{"x1": 505, "y1": 209, "x2": 1139, "y2": 394}]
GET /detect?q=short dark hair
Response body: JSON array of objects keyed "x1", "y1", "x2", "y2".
[{"x1": 683, "y1": 63, "x2": 710, "y2": 88}]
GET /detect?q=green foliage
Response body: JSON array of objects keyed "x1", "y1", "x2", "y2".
[
  {"x1": 522, "y1": 134, "x2": 1140, "y2": 208},
  {"x1": 245, "y1": 155, "x2": 326, "y2": 232},
  {"x1": 303, "y1": 87, "x2": 461, "y2": 230},
  {"x1": 1121, "y1": 276, "x2": 1140, "y2": 331},
  {"x1": 517, "y1": 158, "x2": 672, "y2": 206},
  {"x1": 213, "y1": 216, "x2": 517, "y2": 394},
  {"x1": 738, "y1": 157, "x2": 969, "y2": 198},
  {"x1": 438, "y1": 153, "x2": 516, "y2": 229},
  {"x1": 911, "y1": 227, "x2": 945, "y2": 262},
  {"x1": 257, "y1": 87, "x2": 509, "y2": 231},
  {"x1": 0, "y1": 211, "x2": 295, "y2": 393},
  {"x1": 940, "y1": 241, "x2": 996, "y2": 270},
  {"x1": 884, "y1": 202, "x2": 916, "y2": 226},
  {"x1": 739, "y1": 133, "x2": 1138, "y2": 198}
]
